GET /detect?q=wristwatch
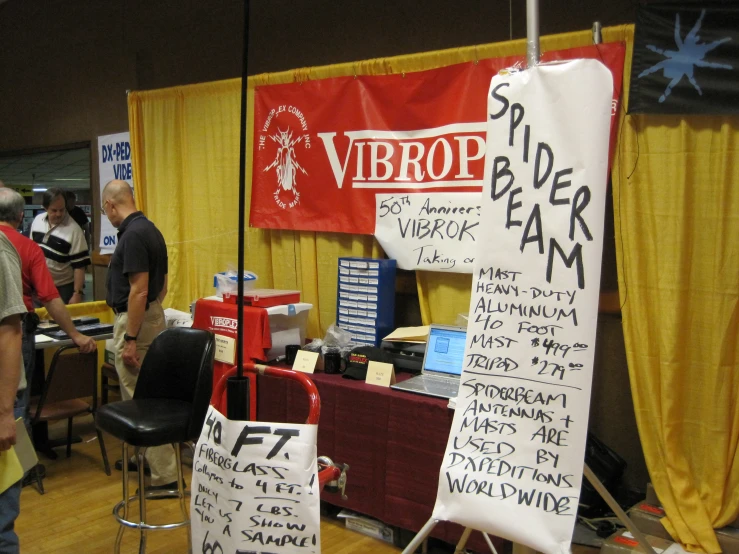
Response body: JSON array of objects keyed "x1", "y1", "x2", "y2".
[
  {"x1": 124, "y1": 333, "x2": 138, "y2": 342},
  {"x1": 74, "y1": 289, "x2": 84, "y2": 295}
]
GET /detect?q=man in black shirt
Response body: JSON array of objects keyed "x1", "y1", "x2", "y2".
[
  {"x1": 65, "y1": 191, "x2": 89, "y2": 229},
  {"x1": 65, "y1": 191, "x2": 90, "y2": 247},
  {"x1": 102, "y1": 179, "x2": 177, "y2": 490}
]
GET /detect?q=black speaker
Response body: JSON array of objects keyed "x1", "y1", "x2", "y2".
[{"x1": 578, "y1": 432, "x2": 627, "y2": 517}]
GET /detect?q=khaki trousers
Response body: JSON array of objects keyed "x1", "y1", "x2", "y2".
[{"x1": 113, "y1": 300, "x2": 177, "y2": 485}]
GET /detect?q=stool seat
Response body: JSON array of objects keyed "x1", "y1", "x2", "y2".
[{"x1": 97, "y1": 399, "x2": 193, "y2": 447}]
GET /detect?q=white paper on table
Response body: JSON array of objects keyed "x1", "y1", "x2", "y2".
[{"x1": 265, "y1": 328, "x2": 302, "y2": 360}]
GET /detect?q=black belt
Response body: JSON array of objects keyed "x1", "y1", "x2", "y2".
[
  {"x1": 23, "y1": 312, "x2": 40, "y2": 333},
  {"x1": 113, "y1": 301, "x2": 151, "y2": 315}
]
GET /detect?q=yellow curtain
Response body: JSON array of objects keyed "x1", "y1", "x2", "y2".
[
  {"x1": 613, "y1": 31, "x2": 739, "y2": 554},
  {"x1": 128, "y1": 25, "x2": 633, "y2": 333}
]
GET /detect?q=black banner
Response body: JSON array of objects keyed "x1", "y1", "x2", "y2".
[{"x1": 629, "y1": 3, "x2": 739, "y2": 114}]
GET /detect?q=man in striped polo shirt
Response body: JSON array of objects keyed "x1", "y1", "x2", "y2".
[{"x1": 30, "y1": 188, "x2": 90, "y2": 304}]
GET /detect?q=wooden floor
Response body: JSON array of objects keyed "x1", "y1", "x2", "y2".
[
  {"x1": 16, "y1": 416, "x2": 603, "y2": 554},
  {"x1": 16, "y1": 416, "x2": 402, "y2": 554}
]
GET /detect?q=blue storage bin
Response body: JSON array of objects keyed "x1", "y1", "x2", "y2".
[{"x1": 335, "y1": 257, "x2": 396, "y2": 347}]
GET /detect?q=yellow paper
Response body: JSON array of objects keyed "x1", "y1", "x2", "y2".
[
  {"x1": 292, "y1": 351, "x2": 319, "y2": 374},
  {"x1": 0, "y1": 447, "x2": 23, "y2": 494},
  {"x1": 214, "y1": 334, "x2": 236, "y2": 364},
  {"x1": 365, "y1": 361, "x2": 396, "y2": 387},
  {"x1": 383, "y1": 326, "x2": 430, "y2": 343}
]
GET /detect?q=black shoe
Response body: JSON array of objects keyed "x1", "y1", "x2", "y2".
[
  {"x1": 148, "y1": 480, "x2": 186, "y2": 491},
  {"x1": 114, "y1": 458, "x2": 151, "y2": 476},
  {"x1": 136, "y1": 480, "x2": 187, "y2": 500}
]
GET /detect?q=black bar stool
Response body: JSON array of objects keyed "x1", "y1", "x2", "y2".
[{"x1": 96, "y1": 328, "x2": 214, "y2": 553}]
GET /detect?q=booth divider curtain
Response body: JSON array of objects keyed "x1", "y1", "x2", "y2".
[
  {"x1": 127, "y1": 23, "x2": 739, "y2": 551},
  {"x1": 126, "y1": 25, "x2": 632, "y2": 332},
  {"x1": 612, "y1": 31, "x2": 739, "y2": 554}
]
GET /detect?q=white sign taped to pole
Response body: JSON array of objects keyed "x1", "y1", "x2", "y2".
[
  {"x1": 431, "y1": 60, "x2": 613, "y2": 554},
  {"x1": 191, "y1": 406, "x2": 321, "y2": 554},
  {"x1": 97, "y1": 132, "x2": 133, "y2": 254},
  {"x1": 374, "y1": 193, "x2": 482, "y2": 273}
]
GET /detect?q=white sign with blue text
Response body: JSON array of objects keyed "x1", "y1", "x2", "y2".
[
  {"x1": 431, "y1": 59, "x2": 613, "y2": 554},
  {"x1": 97, "y1": 132, "x2": 133, "y2": 254}
]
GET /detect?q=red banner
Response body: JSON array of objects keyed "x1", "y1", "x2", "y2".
[{"x1": 251, "y1": 43, "x2": 625, "y2": 235}]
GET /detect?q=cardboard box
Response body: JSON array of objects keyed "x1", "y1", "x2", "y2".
[
  {"x1": 629, "y1": 502, "x2": 739, "y2": 554},
  {"x1": 645, "y1": 482, "x2": 737, "y2": 529},
  {"x1": 718, "y1": 526, "x2": 739, "y2": 554},
  {"x1": 601, "y1": 530, "x2": 674, "y2": 554},
  {"x1": 630, "y1": 502, "x2": 672, "y2": 541},
  {"x1": 338, "y1": 510, "x2": 394, "y2": 544},
  {"x1": 646, "y1": 482, "x2": 661, "y2": 507}
]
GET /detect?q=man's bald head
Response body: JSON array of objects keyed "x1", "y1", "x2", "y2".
[
  {"x1": 102, "y1": 180, "x2": 137, "y2": 228},
  {"x1": 103, "y1": 180, "x2": 135, "y2": 207}
]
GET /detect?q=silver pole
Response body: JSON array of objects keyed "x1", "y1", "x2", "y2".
[
  {"x1": 526, "y1": 0, "x2": 540, "y2": 67},
  {"x1": 593, "y1": 21, "x2": 603, "y2": 44}
]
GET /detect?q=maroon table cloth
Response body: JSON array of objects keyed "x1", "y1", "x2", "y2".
[{"x1": 257, "y1": 371, "x2": 505, "y2": 552}]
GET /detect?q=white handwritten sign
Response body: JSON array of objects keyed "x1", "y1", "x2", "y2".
[
  {"x1": 97, "y1": 131, "x2": 134, "y2": 254},
  {"x1": 191, "y1": 406, "x2": 321, "y2": 554},
  {"x1": 374, "y1": 193, "x2": 481, "y2": 273},
  {"x1": 432, "y1": 60, "x2": 613, "y2": 554}
]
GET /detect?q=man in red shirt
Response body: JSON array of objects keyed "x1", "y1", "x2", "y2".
[{"x1": 0, "y1": 189, "x2": 96, "y2": 432}]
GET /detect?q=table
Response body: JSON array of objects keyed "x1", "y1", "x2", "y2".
[
  {"x1": 35, "y1": 332, "x2": 114, "y2": 350},
  {"x1": 32, "y1": 331, "x2": 113, "y2": 459},
  {"x1": 257, "y1": 370, "x2": 505, "y2": 553}
]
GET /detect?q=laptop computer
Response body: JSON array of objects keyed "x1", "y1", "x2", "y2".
[{"x1": 390, "y1": 324, "x2": 467, "y2": 400}]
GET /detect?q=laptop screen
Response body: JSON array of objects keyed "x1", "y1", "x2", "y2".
[{"x1": 423, "y1": 326, "x2": 467, "y2": 376}]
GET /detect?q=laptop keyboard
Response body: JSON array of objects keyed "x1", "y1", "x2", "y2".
[{"x1": 403, "y1": 374, "x2": 460, "y2": 397}]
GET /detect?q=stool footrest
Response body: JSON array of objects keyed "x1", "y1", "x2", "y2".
[{"x1": 113, "y1": 495, "x2": 190, "y2": 531}]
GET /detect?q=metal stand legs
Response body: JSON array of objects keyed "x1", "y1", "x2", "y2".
[
  {"x1": 112, "y1": 442, "x2": 192, "y2": 554},
  {"x1": 401, "y1": 464, "x2": 658, "y2": 554}
]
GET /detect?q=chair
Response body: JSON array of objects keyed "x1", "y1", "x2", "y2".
[
  {"x1": 96, "y1": 327, "x2": 215, "y2": 554},
  {"x1": 101, "y1": 361, "x2": 120, "y2": 405},
  {"x1": 30, "y1": 345, "x2": 111, "y2": 477}
]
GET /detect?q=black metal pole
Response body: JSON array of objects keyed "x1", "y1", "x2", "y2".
[{"x1": 227, "y1": 0, "x2": 251, "y2": 421}]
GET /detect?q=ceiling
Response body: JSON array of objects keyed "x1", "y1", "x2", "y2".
[{"x1": 0, "y1": 148, "x2": 91, "y2": 191}]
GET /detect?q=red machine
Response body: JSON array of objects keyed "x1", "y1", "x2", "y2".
[
  {"x1": 211, "y1": 362, "x2": 349, "y2": 494},
  {"x1": 193, "y1": 298, "x2": 266, "y2": 420}
]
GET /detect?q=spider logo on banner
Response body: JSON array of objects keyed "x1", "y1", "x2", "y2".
[
  {"x1": 637, "y1": 9, "x2": 733, "y2": 103},
  {"x1": 629, "y1": 2, "x2": 739, "y2": 114},
  {"x1": 264, "y1": 128, "x2": 308, "y2": 200}
]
